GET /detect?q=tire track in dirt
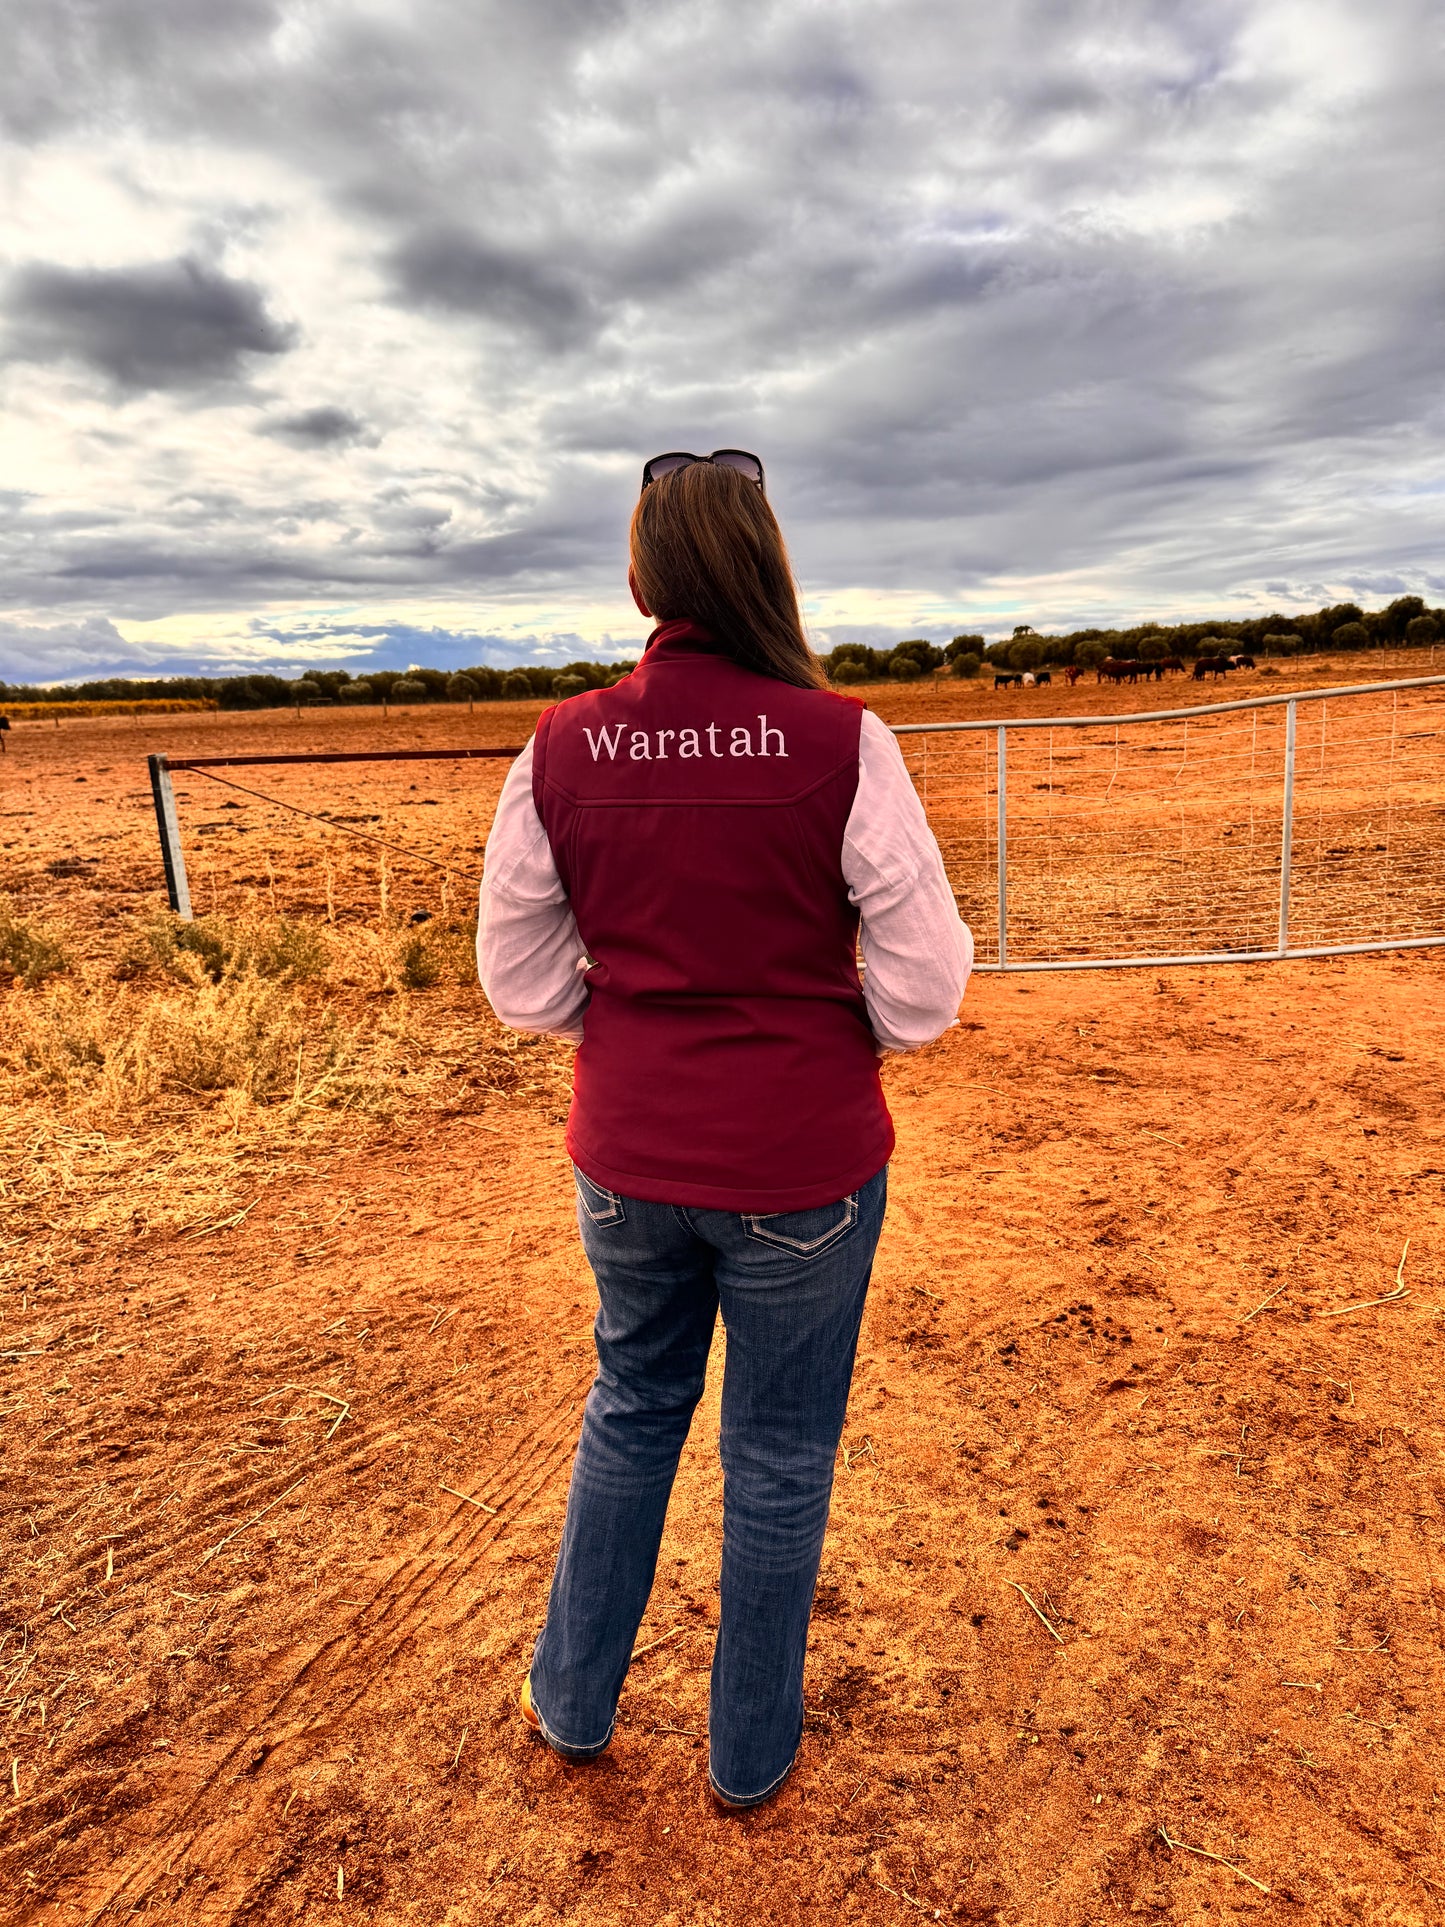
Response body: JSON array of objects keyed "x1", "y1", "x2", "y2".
[
  {"x1": 19, "y1": 1367, "x2": 591, "y2": 1924},
  {"x1": 1, "y1": 1387, "x2": 557, "y2": 1876},
  {"x1": 4, "y1": 1131, "x2": 594, "y2": 1922},
  {"x1": 5, "y1": 1152, "x2": 574, "y2": 1620},
  {"x1": 6, "y1": 1317, "x2": 522, "y2": 1637}
]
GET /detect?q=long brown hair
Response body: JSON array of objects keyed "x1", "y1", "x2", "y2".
[{"x1": 629, "y1": 461, "x2": 828, "y2": 690}]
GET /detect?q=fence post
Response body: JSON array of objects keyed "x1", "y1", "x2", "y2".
[
  {"x1": 1277, "y1": 699, "x2": 1296, "y2": 954},
  {"x1": 148, "y1": 753, "x2": 193, "y2": 920},
  {"x1": 996, "y1": 725, "x2": 1008, "y2": 967}
]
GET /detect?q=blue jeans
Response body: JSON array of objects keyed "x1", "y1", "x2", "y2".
[{"x1": 528, "y1": 1163, "x2": 888, "y2": 1805}]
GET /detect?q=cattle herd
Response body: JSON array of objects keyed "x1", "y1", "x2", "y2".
[{"x1": 994, "y1": 654, "x2": 1254, "y2": 691}]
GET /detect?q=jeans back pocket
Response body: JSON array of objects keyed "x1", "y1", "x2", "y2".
[
  {"x1": 575, "y1": 1169, "x2": 626, "y2": 1227},
  {"x1": 742, "y1": 1192, "x2": 858, "y2": 1258}
]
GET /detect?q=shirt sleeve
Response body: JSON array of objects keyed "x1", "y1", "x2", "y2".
[
  {"x1": 843, "y1": 709, "x2": 974, "y2": 1052},
  {"x1": 476, "y1": 737, "x2": 590, "y2": 1042}
]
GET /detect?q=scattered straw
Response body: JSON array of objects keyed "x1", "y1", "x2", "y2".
[
  {"x1": 439, "y1": 1482, "x2": 496, "y2": 1514},
  {"x1": 180, "y1": 1197, "x2": 261, "y2": 1240},
  {"x1": 1240, "y1": 1281, "x2": 1287, "y2": 1324},
  {"x1": 199, "y1": 1477, "x2": 307, "y2": 1566},
  {"x1": 452, "y1": 1727, "x2": 469, "y2": 1769},
  {"x1": 873, "y1": 1877, "x2": 942, "y2": 1918},
  {"x1": 1157, "y1": 1825, "x2": 1269, "y2": 1894},
  {"x1": 1004, "y1": 1579, "x2": 1063, "y2": 1643},
  {"x1": 1242, "y1": 1239, "x2": 1307, "y2": 1322},
  {"x1": 256, "y1": 1384, "x2": 352, "y2": 1440},
  {"x1": 1320, "y1": 1241, "x2": 1411, "y2": 1318},
  {"x1": 631, "y1": 1626, "x2": 685, "y2": 1660}
]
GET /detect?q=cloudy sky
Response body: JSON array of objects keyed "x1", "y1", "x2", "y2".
[{"x1": 2, "y1": 0, "x2": 1442, "y2": 683}]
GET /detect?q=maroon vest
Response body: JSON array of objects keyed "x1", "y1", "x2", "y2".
[{"x1": 532, "y1": 620, "x2": 894, "y2": 1211}]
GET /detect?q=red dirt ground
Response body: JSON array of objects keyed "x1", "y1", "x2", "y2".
[{"x1": 2, "y1": 666, "x2": 1443, "y2": 1926}]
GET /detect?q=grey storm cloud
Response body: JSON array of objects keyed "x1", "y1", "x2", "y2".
[
  {"x1": 388, "y1": 229, "x2": 596, "y2": 353},
  {"x1": 259, "y1": 406, "x2": 379, "y2": 449},
  {"x1": 5, "y1": 255, "x2": 296, "y2": 392},
  {"x1": 0, "y1": 614, "x2": 138, "y2": 682},
  {"x1": 1, "y1": 0, "x2": 1443, "y2": 677}
]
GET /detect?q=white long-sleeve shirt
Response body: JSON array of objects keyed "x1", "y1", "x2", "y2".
[{"x1": 477, "y1": 707, "x2": 972, "y2": 1051}]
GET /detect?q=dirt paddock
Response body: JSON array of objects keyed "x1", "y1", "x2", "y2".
[{"x1": 1, "y1": 668, "x2": 1442, "y2": 1925}]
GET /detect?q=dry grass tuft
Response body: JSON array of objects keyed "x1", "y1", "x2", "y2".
[
  {"x1": 119, "y1": 909, "x2": 330, "y2": 986},
  {"x1": 114, "y1": 907, "x2": 481, "y2": 998},
  {"x1": 0, "y1": 896, "x2": 71, "y2": 988},
  {"x1": 0, "y1": 906, "x2": 565, "y2": 1251},
  {"x1": 1, "y1": 973, "x2": 402, "y2": 1114}
]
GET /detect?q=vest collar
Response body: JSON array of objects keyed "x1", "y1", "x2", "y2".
[{"x1": 643, "y1": 618, "x2": 717, "y2": 662}]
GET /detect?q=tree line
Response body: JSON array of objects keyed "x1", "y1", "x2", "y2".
[
  {"x1": 823, "y1": 595, "x2": 1442, "y2": 682},
  {"x1": 0, "y1": 659, "x2": 638, "y2": 710},
  {"x1": 2, "y1": 596, "x2": 1439, "y2": 707}
]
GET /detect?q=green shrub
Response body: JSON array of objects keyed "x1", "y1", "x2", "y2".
[
  {"x1": 950, "y1": 652, "x2": 982, "y2": 677},
  {"x1": 1331, "y1": 621, "x2": 1368, "y2": 650},
  {"x1": 890, "y1": 639, "x2": 945, "y2": 673},
  {"x1": 1406, "y1": 615, "x2": 1439, "y2": 646},
  {"x1": 339, "y1": 681, "x2": 375, "y2": 704},
  {"x1": 391, "y1": 677, "x2": 427, "y2": 702},
  {"x1": 887, "y1": 654, "x2": 924, "y2": 680},
  {"x1": 553, "y1": 675, "x2": 587, "y2": 699},
  {"x1": 945, "y1": 634, "x2": 985, "y2": 663},
  {"x1": 1262, "y1": 633, "x2": 1303, "y2": 656},
  {"x1": 830, "y1": 661, "x2": 869, "y2": 685},
  {"x1": 1008, "y1": 637, "x2": 1047, "y2": 671},
  {"x1": 0, "y1": 900, "x2": 69, "y2": 987},
  {"x1": 501, "y1": 672, "x2": 532, "y2": 699},
  {"x1": 447, "y1": 673, "x2": 479, "y2": 702}
]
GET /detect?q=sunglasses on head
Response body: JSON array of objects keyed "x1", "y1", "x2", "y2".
[{"x1": 641, "y1": 448, "x2": 765, "y2": 492}]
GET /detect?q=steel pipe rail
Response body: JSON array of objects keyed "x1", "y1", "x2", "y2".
[{"x1": 890, "y1": 673, "x2": 1445, "y2": 733}]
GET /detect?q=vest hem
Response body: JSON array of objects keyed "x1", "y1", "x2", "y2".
[{"x1": 568, "y1": 1135, "x2": 895, "y2": 1216}]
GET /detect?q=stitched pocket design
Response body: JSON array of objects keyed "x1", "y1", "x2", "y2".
[
  {"x1": 575, "y1": 1171, "x2": 626, "y2": 1227},
  {"x1": 742, "y1": 1193, "x2": 859, "y2": 1258}
]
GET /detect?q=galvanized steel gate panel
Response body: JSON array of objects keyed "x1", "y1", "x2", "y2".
[{"x1": 892, "y1": 676, "x2": 1445, "y2": 971}]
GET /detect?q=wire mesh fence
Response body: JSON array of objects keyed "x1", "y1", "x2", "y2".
[
  {"x1": 894, "y1": 677, "x2": 1445, "y2": 969},
  {"x1": 154, "y1": 748, "x2": 517, "y2": 926}
]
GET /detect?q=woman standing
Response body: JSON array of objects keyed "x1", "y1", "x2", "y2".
[{"x1": 478, "y1": 451, "x2": 971, "y2": 1808}]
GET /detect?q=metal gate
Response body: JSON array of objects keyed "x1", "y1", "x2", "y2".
[{"x1": 893, "y1": 675, "x2": 1445, "y2": 970}]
